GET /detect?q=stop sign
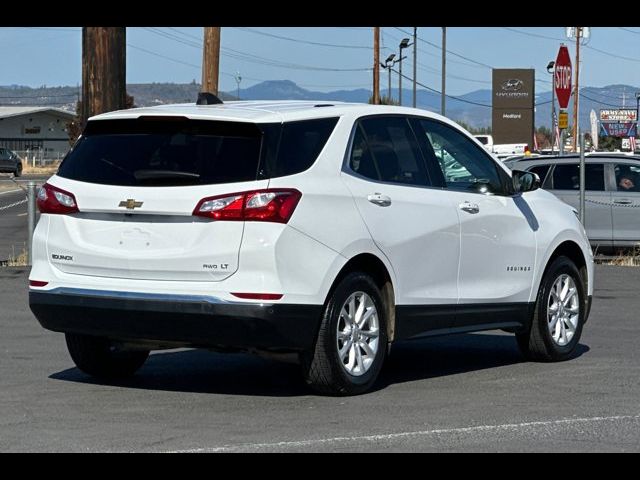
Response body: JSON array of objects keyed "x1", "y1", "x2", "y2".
[{"x1": 554, "y1": 45, "x2": 572, "y2": 109}]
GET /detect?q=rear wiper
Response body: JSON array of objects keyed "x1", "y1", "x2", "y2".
[{"x1": 133, "y1": 170, "x2": 201, "y2": 181}]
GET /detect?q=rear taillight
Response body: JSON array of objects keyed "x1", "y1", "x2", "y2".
[
  {"x1": 193, "y1": 189, "x2": 301, "y2": 223},
  {"x1": 37, "y1": 183, "x2": 79, "y2": 214},
  {"x1": 29, "y1": 280, "x2": 48, "y2": 287}
]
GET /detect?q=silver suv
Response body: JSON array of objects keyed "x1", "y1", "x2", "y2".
[{"x1": 508, "y1": 154, "x2": 640, "y2": 250}]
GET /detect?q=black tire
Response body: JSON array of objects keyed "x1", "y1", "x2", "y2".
[
  {"x1": 14, "y1": 162, "x2": 22, "y2": 177},
  {"x1": 301, "y1": 272, "x2": 388, "y2": 396},
  {"x1": 516, "y1": 256, "x2": 585, "y2": 362},
  {"x1": 65, "y1": 333, "x2": 149, "y2": 379}
]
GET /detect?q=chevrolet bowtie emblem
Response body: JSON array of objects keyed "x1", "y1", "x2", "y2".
[{"x1": 119, "y1": 199, "x2": 143, "y2": 210}]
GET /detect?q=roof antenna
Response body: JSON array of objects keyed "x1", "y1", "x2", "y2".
[{"x1": 196, "y1": 92, "x2": 223, "y2": 105}]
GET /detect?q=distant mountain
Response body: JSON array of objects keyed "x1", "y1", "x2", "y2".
[{"x1": 2, "y1": 81, "x2": 637, "y2": 133}]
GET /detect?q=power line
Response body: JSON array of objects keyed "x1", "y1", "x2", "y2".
[
  {"x1": 127, "y1": 43, "x2": 201, "y2": 70},
  {"x1": 233, "y1": 27, "x2": 373, "y2": 50},
  {"x1": 579, "y1": 91, "x2": 630, "y2": 108},
  {"x1": 504, "y1": 27, "x2": 640, "y2": 64},
  {"x1": 394, "y1": 27, "x2": 493, "y2": 69},
  {"x1": 618, "y1": 27, "x2": 640, "y2": 36}
]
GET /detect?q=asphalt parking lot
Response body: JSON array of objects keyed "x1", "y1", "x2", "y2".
[
  {"x1": 1, "y1": 264, "x2": 639, "y2": 452},
  {"x1": 0, "y1": 176, "x2": 48, "y2": 263}
]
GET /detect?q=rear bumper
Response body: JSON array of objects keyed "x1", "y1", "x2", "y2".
[{"x1": 29, "y1": 289, "x2": 323, "y2": 351}]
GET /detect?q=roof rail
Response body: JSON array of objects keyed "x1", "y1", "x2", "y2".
[{"x1": 196, "y1": 92, "x2": 223, "y2": 105}]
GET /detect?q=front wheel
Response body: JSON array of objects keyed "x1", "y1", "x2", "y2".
[
  {"x1": 516, "y1": 256, "x2": 586, "y2": 361},
  {"x1": 302, "y1": 272, "x2": 388, "y2": 396},
  {"x1": 14, "y1": 162, "x2": 22, "y2": 177},
  {"x1": 65, "y1": 333, "x2": 149, "y2": 379}
]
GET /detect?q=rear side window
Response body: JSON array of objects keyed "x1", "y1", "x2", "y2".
[
  {"x1": 551, "y1": 163, "x2": 605, "y2": 191},
  {"x1": 262, "y1": 117, "x2": 338, "y2": 178},
  {"x1": 58, "y1": 117, "x2": 339, "y2": 187}
]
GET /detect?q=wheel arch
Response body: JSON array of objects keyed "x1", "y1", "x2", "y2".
[
  {"x1": 538, "y1": 240, "x2": 589, "y2": 307},
  {"x1": 324, "y1": 253, "x2": 397, "y2": 342}
]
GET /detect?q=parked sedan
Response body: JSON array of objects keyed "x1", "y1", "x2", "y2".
[
  {"x1": 509, "y1": 154, "x2": 640, "y2": 250},
  {"x1": 0, "y1": 147, "x2": 23, "y2": 176}
]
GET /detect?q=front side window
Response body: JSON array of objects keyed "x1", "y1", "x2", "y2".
[
  {"x1": 417, "y1": 119, "x2": 505, "y2": 195},
  {"x1": 527, "y1": 165, "x2": 551, "y2": 185}
]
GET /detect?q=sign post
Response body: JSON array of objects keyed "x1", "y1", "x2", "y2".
[{"x1": 555, "y1": 45, "x2": 572, "y2": 156}]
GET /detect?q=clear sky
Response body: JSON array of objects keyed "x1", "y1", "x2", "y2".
[{"x1": 1, "y1": 27, "x2": 639, "y2": 98}]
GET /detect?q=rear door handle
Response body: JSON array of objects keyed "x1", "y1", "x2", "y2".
[
  {"x1": 367, "y1": 194, "x2": 392, "y2": 207},
  {"x1": 613, "y1": 199, "x2": 633, "y2": 205},
  {"x1": 459, "y1": 201, "x2": 480, "y2": 214}
]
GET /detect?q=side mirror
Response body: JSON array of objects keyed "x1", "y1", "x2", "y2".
[{"x1": 512, "y1": 169, "x2": 541, "y2": 194}]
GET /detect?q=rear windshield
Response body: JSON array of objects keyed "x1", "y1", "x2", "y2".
[{"x1": 58, "y1": 116, "x2": 338, "y2": 186}]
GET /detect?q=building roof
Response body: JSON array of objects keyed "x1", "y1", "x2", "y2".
[
  {"x1": 0, "y1": 106, "x2": 75, "y2": 121},
  {"x1": 89, "y1": 100, "x2": 448, "y2": 124}
]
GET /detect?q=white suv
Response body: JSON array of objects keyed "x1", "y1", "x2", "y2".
[{"x1": 29, "y1": 99, "x2": 594, "y2": 395}]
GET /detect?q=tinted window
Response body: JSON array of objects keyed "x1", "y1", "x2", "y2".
[
  {"x1": 349, "y1": 125, "x2": 379, "y2": 180},
  {"x1": 349, "y1": 116, "x2": 430, "y2": 187},
  {"x1": 418, "y1": 119, "x2": 505, "y2": 194},
  {"x1": 614, "y1": 163, "x2": 640, "y2": 192},
  {"x1": 551, "y1": 164, "x2": 605, "y2": 191},
  {"x1": 527, "y1": 165, "x2": 551, "y2": 183},
  {"x1": 263, "y1": 117, "x2": 338, "y2": 178},
  {"x1": 58, "y1": 117, "x2": 339, "y2": 187}
]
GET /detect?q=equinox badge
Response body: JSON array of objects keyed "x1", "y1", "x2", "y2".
[{"x1": 119, "y1": 199, "x2": 143, "y2": 210}]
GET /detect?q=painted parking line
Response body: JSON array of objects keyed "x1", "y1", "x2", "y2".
[
  {"x1": 164, "y1": 414, "x2": 640, "y2": 453},
  {"x1": 0, "y1": 189, "x2": 22, "y2": 196}
]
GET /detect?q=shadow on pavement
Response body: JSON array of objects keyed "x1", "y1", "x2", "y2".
[{"x1": 50, "y1": 333, "x2": 590, "y2": 397}]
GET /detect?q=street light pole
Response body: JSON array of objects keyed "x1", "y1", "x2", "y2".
[
  {"x1": 235, "y1": 71, "x2": 242, "y2": 100},
  {"x1": 412, "y1": 27, "x2": 417, "y2": 108},
  {"x1": 441, "y1": 26, "x2": 447, "y2": 116},
  {"x1": 381, "y1": 54, "x2": 396, "y2": 102},
  {"x1": 547, "y1": 61, "x2": 556, "y2": 154},
  {"x1": 398, "y1": 38, "x2": 410, "y2": 106}
]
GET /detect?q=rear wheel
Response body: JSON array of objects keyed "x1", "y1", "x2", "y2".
[
  {"x1": 65, "y1": 333, "x2": 149, "y2": 379},
  {"x1": 516, "y1": 256, "x2": 585, "y2": 361},
  {"x1": 302, "y1": 272, "x2": 388, "y2": 396}
]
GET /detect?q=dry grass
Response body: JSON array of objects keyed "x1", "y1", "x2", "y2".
[
  {"x1": 7, "y1": 245, "x2": 28, "y2": 267},
  {"x1": 21, "y1": 160, "x2": 60, "y2": 175},
  {"x1": 594, "y1": 246, "x2": 640, "y2": 267}
]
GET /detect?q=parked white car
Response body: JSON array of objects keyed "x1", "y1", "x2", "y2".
[
  {"x1": 29, "y1": 100, "x2": 594, "y2": 395},
  {"x1": 475, "y1": 134, "x2": 529, "y2": 160}
]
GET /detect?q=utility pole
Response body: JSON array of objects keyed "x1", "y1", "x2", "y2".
[
  {"x1": 202, "y1": 27, "x2": 221, "y2": 95},
  {"x1": 441, "y1": 26, "x2": 447, "y2": 116},
  {"x1": 412, "y1": 27, "x2": 417, "y2": 108},
  {"x1": 81, "y1": 27, "x2": 126, "y2": 128},
  {"x1": 373, "y1": 27, "x2": 380, "y2": 104},
  {"x1": 572, "y1": 26, "x2": 581, "y2": 152}
]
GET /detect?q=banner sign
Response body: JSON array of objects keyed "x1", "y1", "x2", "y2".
[{"x1": 600, "y1": 122, "x2": 637, "y2": 137}]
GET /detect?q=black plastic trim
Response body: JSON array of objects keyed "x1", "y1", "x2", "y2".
[
  {"x1": 396, "y1": 302, "x2": 535, "y2": 340},
  {"x1": 30, "y1": 291, "x2": 323, "y2": 351}
]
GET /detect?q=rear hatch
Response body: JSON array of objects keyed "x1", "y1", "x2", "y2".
[{"x1": 47, "y1": 117, "x2": 268, "y2": 282}]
